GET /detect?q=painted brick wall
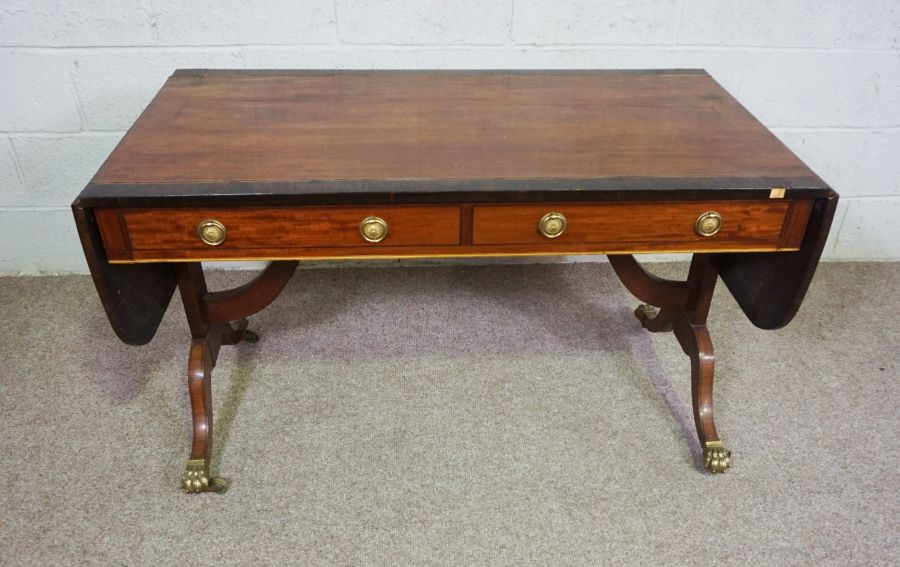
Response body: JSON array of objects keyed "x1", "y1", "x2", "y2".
[{"x1": 1, "y1": 1, "x2": 898, "y2": 273}]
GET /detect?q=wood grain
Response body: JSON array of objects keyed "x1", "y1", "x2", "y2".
[
  {"x1": 101, "y1": 199, "x2": 811, "y2": 263},
  {"x1": 714, "y1": 194, "x2": 838, "y2": 329},
  {"x1": 72, "y1": 205, "x2": 176, "y2": 345},
  {"x1": 90, "y1": 70, "x2": 823, "y2": 189},
  {"x1": 94, "y1": 208, "x2": 131, "y2": 260},
  {"x1": 122, "y1": 205, "x2": 461, "y2": 251},
  {"x1": 472, "y1": 201, "x2": 792, "y2": 246}
]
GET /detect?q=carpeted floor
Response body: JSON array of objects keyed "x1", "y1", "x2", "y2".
[{"x1": 0, "y1": 261, "x2": 897, "y2": 566}]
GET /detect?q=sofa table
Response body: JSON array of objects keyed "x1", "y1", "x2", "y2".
[{"x1": 72, "y1": 69, "x2": 837, "y2": 493}]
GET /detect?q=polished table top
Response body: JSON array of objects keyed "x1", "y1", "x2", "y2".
[{"x1": 80, "y1": 69, "x2": 828, "y2": 206}]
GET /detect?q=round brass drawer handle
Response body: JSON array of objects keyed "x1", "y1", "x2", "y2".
[
  {"x1": 197, "y1": 219, "x2": 227, "y2": 246},
  {"x1": 695, "y1": 211, "x2": 722, "y2": 237},
  {"x1": 359, "y1": 216, "x2": 388, "y2": 243},
  {"x1": 539, "y1": 211, "x2": 567, "y2": 239}
]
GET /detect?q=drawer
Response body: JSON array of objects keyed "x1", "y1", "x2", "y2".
[
  {"x1": 472, "y1": 201, "x2": 799, "y2": 247},
  {"x1": 96, "y1": 199, "x2": 811, "y2": 263},
  {"x1": 119, "y1": 206, "x2": 461, "y2": 251}
]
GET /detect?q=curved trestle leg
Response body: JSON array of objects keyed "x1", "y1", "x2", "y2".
[
  {"x1": 182, "y1": 338, "x2": 229, "y2": 493},
  {"x1": 673, "y1": 314, "x2": 731, "y2": 473},
  {"x1": 610, "y1": 253, "x2": 731, "y2": 473},
  {"x1": 175, "y1": 262, "x2": 295, "y2": 493},
  {"x1": 181, "y1": 319, "x2": 261, "y2": 494}
]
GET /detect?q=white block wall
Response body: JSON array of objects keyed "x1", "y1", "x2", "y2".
[{"x1": 1, "y1": 1, "x2": 898, "y2": 273}]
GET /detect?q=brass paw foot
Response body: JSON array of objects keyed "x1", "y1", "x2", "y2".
[
  {"x1": 634, "y1": 303, "x2": 675, "y2": 332},
  {"x1": 181, "y1": 459, "x2": 229, "y2": 494},
  {"x1": 635, "y1": 303, "x2": 657, "y2": 319},
  {"x1": 703, "y1": 441, "x2": 731, "y2": 473},
  {"x1": 231, "y1": 318, "x2": 259, "y2": 343}
]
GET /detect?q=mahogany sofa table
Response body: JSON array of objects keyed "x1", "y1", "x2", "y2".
[{"x1": 72, "y1": 69, "x2": 837, "y2": 493}]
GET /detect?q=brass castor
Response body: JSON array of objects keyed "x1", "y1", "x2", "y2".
[
  {"x1": 635, "y1": 303, "x2": 658, "y2": 319},
  {"x1": 634, "y1": 303, "x2": 674, "y2": 332},
  {"x1": 181, "y1": 459, "x2": 229, "y2": 494},
  {"x1": 240, "y1": 329, "x2": 259, "y2": 343},
  {"x1": 231, "y1": 319, "x2": 259, "y2": 343},
  {"x1": 703, "y1": 441, "x2": 731, "y2": 473}
]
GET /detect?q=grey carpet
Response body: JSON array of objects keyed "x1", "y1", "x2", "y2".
[{"x1": 0, "y1": 262, "x2": 897, "y2": 566}]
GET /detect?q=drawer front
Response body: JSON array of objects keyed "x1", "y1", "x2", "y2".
[
  {"x1": 472, "y1": 201, "x2": 793, "y2": 246},
  {"x1": 97, "y1": 199, "x2": 811, "y2": 262},
  {"x1": 122, "y1": 206, "x2": 461, "y2": 251}
]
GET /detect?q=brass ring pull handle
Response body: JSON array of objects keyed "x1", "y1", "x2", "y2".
[
  {"x1": 197, "y1": 219, "x2": 227, "y2": 246},
  {"x1": 359, "y1": 216, "x2": 388, "y2": 243},
  {"x1": 538, "y1": 211, "x2": 567, "y2": 239},
  {"x1": 695, "y1": 211, "x2": 722, "y2": 237}
]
